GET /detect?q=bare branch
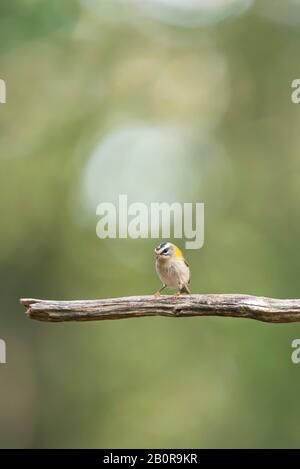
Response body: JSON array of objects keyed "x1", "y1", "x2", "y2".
[{"x1": 20, "y1": 294, "x2": 300, "y2": 323}]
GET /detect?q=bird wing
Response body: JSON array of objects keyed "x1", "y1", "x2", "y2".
[{"x1": 184, "y1": 258, "x2": 191, "y2": 283}]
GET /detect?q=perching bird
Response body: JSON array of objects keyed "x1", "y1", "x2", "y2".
[{"x1": 154, "y1": 242, "x2": 191, "y2": 296}]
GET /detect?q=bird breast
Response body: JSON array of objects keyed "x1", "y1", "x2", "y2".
[{"x1": 156, "y1": 258, "x2": 190, "y2": 288}]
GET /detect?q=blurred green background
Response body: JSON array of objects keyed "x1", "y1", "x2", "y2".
[{"x1": 1, "y1": 0, "x2": 300, "y2": 449}]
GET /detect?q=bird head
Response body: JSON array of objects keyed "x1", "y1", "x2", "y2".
[{"x1": 154, "y1": 242, "x2": 183, "y2": 260}]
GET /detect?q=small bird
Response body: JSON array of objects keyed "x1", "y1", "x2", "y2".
[{"x1": 154, "y1": 242, "x2": 191, "y2": 296}]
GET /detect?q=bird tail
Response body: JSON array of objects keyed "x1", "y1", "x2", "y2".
[{"x1": 180, "y1": 285, "x2": 191, "y2": 294}]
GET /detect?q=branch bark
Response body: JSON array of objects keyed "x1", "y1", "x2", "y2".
[{"x1": 20, "y1": 294, "x2": 300, "y2": 323}]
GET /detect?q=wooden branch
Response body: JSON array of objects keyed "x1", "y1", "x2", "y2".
[{"x1": 20, "y1": 294, "x2": 300, "y2": 323}]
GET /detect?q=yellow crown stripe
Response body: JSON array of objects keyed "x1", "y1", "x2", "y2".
[{"x1": 174, "y1": 245, "x2": 183, "y2": 258}]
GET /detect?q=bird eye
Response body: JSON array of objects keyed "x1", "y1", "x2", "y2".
[{"x1": 163, "y1": 248, "x2": 168, "y2": 254}]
